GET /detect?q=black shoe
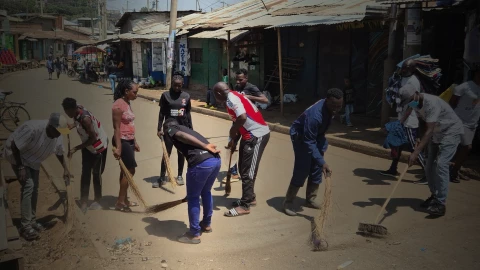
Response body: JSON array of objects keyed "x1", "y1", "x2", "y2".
[
  {"x1": 427, "y1": 202, "x2": 446, "y2": 216},
  {"x1": 420, "y1": 195, "x2": 436, "y2": 208},
  {"x1": 379, "y1": 170, "x2": 399, "y2": 177}
]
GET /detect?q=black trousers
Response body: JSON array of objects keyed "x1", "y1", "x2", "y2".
[
  {"x1": 160, "y1": 133, "x2": 185, "y2": 177},
  {"x1": 81, "y1": 148, "x2": 107, "y2": 201},
  {"x1": 238, "y1": 133, "x2": 270, "y2": 208}
]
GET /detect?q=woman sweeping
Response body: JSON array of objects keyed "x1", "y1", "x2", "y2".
[
  {"x1": 162, "y1": 118, "x2": 221, "y2": 244},
  {"x1": 153, "y1": 72, "x2": 193, "y2": 188},
  {"x1": 112, "y1": 80, "x2": 140, "y2": 212}
]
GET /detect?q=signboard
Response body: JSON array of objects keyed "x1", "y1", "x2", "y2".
[
  {"x1": 406, "y1": 4, "x2": 421, "y2": 45},
  {"x1": 152, "y1": 41, "x2": 164, "y2": 72},
  {"x1": 179, "y1": 36, "x2": 188, "y2": 75}
]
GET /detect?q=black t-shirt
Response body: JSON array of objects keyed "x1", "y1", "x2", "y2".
[
  {"x1": 167, "y1": 124, "x2": 219, "y2": 167},
  {"x1": 343, "y1": 86, "x2": 355, "y2": 105},
  {"x1": 235, "y1": 82, "x2": 262, "y2": 97},
  {"x1": 159, "y1": 90, "x2": 192, "y2": 129}
]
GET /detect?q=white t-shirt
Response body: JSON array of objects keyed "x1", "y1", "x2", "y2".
[
  {"x1": 453, "y1": 81, "x2": 480, "y2": 129},
  {"x1": 3, "y1": 120, "x2": 65, "y2": 170},
  {"x1": 414, "y1": 94, "x2": 464, "y2": 143}
]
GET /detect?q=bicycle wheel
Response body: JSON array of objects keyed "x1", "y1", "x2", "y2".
[
  {"x1": 67, "y1": 70, "x2": 75, "y2": 78},
  {"x1": 2, "y1": 106, "x2": 31, "y2": 132}
]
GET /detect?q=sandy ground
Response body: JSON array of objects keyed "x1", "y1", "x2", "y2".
[{"x1": 1, "y1": 69, "x2": 480, "y2": 270}]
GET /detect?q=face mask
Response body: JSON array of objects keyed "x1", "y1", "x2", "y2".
[{"x1": 407, "y1": 94, "x2": 419, "y2": 108}]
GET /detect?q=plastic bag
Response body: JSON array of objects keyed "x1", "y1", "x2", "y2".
[{"x1": 439, "y1": 84, "x2": 456, "y2": 103}]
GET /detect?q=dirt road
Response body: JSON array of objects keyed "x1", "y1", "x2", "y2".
[{"x1": 2, "y1": 69, "x2": 480, "y2": 269}]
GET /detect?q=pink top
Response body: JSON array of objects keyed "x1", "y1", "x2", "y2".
[{"x1": 112, "y1": 99, "x2": 135, "y2": 140}]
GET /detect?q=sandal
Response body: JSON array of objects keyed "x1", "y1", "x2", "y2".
[
  {"x1": 224, "y1": 206, "x2": 250, "y2": 217},
  {"x1": 20, "y1": 226, "x2": 39, "y2": 241},
  {"x1": 199, "y1": 221, "x2": 212, "y2": 233},
  {"x1": 115, "y1": 203, "x2": 132, "y2": 212},
  {"x1": 232, "y1": 199, "x2": 257, "y2": 208},
  {"x1": 126, "y1": 201, "x2": 139, "y2": 207},
  {"x1": 177, "y1": 232, "x2": 201, "y2": 244}
]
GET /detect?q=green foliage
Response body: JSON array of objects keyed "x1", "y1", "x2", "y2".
[{"x1": 140, "y1": 7, "x2": 149, "y2": 12}]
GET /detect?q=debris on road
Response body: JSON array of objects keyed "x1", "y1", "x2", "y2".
[
  {"x1": 161, "y1": 259, "x2": 168, "y2": 268},
  {"x1": 337, "y1": 260, "x2": 354, "y2": 269}
]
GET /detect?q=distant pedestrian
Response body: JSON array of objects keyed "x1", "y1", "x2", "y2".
[
  {"x1": 162, "y1": 118, "x2": 221, "y2": 244},
  {"x1": 3, "y1": 113, "x2": 71, "y2": 240},
  {"x1": 154, "y1": 72, "x2": 192, "y2": 187},
  {"x1": 283, "y1": 89, "x2": 341, "y2": 216},
  {"x1": 112, "y1": 80, "x2": 140, "y2": 212},
  {"x1": 107, "y1": 61, "x2": 117, "y2": 94},
  {"x1": 213, "y1": 82, "x2": 270, "y2": 217},
  {"x1": 46, "y1": 56, "x2": 54, "y2": 80},
  {"x1": 55, "y1": 57, "x2": 62, "y2": 79},
  {"x1": 341, "y1": 76, "x2": 355, "y2": 127},
  {"x1": 62, "y1": 98, "x2": 109, "y2": 213}
]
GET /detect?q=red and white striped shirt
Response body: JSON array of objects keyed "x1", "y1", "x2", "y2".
[
  {"x1": 226, "y1": 91, "x2": 270, "y2": 140},
  {"x1": 75, "y1": 106, "x2": 108, "y2": 154}
]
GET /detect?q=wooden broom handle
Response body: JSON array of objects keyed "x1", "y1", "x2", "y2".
[{"x1": 374, "y1": 165, "x2": 409, "y2": 224}]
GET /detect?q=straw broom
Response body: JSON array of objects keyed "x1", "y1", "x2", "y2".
[
  {"x1": 160, "y1": 136, "x2": 177, "y2": 188},
  {"x1": 145, "y1": 197, "x2": 187, "y2": 214},
  {"x1": 310, "y1": 175, "x2": 332, "y2": 251},
  {"x1": 63, "y1": 134, "x2": 75, "y2": 237},
  {"x1": 112, "y1": 146, "x2": 147, "y2": 208}
]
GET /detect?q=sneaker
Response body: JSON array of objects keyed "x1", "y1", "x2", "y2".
[
  {"x1": 89, "y1": 202, "x2": 102, "y2": 210},
  {"x1": 379, "y1": 170, "x2": 399, "y2": 177},
  {"x1": 176, "y1": 176, "x2": 185, "y2": 186},
  {"x1": 31, "y1": 222, "x2": 45, "y2": 232},
  {"x1": 152, "y1": 181, "x2": 160, "y2": 188},
  {"x1": 420, "y1": 195, "x2": 436, "y2": 208},
  {"x1": 20, "y1": 226, "x2": 39, "y2": 241},
  {"x1": 414, "y1": 177, "x2": 428, "y2": 185},
  {"x1": 427, "y1": 202, "x2": 446, "y2": 216},
  {"x1": 347, "y1": 123, "x2": 354, "y2": 127}
]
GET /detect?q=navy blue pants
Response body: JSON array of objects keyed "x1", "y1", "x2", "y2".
[
  {"x1": 289, "y1": 137, "x2": 324, "y2": 187},
  {"x1": 186, "y1": 157, "x2": 221, "y2": 236}
]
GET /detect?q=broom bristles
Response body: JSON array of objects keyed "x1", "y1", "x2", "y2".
[
  {"x1": 358, "y1": 222, "x2": 388, "y2": 235},
  {"x1": 311, "y1": 176, "x2": 332, "y2": 251},
  {"x1": 145, "y1": 197, "x2": 187, "y2": 214},
  {"x1": 119, "y1": 159, "x2": 147, "y2": 208}
]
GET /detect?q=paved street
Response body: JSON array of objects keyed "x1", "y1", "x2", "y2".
[{"x1": 1, "y1": 69, "x2": 480, "y2": 269}]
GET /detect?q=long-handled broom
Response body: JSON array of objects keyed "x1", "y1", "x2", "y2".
[
  {"x1": 145, "y1": 197, "x2": 187, "y2": 214},
  {"x1": 112, "y1": 146, "x2": 147, "y2": 208},
  {"x1": 358, "y1": 165, "x2": 409, "y2": 236},
  {"x1": 311, "y1": 174, "x2": 332, "y2": 251},
  {"x1": 63, "y1": 134, "x2": 75, "y2": 237},
  {"x1": 160, "y1": 136, "x2": 177, "y2": 188},
  {"x1": 224, "y1": 147, "x2": 234, "y2": 196}
]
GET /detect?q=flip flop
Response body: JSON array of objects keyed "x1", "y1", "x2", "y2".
[
  {"x1": 126, "y1": 201, "x2": 139, "y2": 207},
  {"x1": 177, "y1": 232, "x2": 201, "y2": 244},
  {"x1": 199, "y1": 221, "x2": 212, "y2": 233},
  {"x1": 115, "y1": 204, "x2": 132, "y2": 212},
  {"x1": 224, "y1": 206, "x2": 250, "y2": 217}
]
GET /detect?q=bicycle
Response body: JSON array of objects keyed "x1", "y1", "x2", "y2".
[{"x1": 0, "y1": 91, "x2": 31, "y2": 132}]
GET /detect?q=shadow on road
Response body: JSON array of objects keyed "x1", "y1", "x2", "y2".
[
  {"x1": 142, "y1": 217, "x2": 187, "y2": 242},
  {"x1": 266, "y1": 196, "x2": 307, "y2": 215},
  {"x1": 352, "y1": 197, "x2": 430, "y2": 223},
  {"x1": 353, "y1": 168, "x2": 419, "y2": 185}
]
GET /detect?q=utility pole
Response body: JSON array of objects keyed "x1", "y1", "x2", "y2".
[
  {"x1": 90, "y1": 0, "x2": 95, "y2": 36},
  {"x1": 101, "y1": 0, "x2": 107, "y2": 40},
  {"x1": 147, "y1": 0, "x2": 150, "y2": 11},
  {"x1": 156, "y1": 0, "x2": 159, "y2": 11},
  {"x1": 40, "y1": 0, "x2": 44, "y2": 15},
  {"x1": 403, "y1": 3, "x2": 422, "y2": 58},
  {"x1": 380, "y1": 4, "x2": 398, "y2": 126},
  {"x1": 165, "y1": 0, "x2": 178, "y2": 90}
]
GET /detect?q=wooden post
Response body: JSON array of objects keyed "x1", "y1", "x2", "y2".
[
  {"x1": 227, "y1": 30, "x2": 231, "y2": 87},
  {"x1": 277, "y1": 28, "x2": 284, "y2": 115}
]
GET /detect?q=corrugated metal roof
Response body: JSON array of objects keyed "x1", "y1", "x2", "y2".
[
  {"x1": 375, "y1": 0, "x2": 463, "y2": 5},
  {"x1": 189, "y1": 29, "x2": 248, "y2": 40}
]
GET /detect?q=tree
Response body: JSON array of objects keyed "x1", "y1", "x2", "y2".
[{"x1": 140, "y1": 7, "x2": 149, "y2": 12}]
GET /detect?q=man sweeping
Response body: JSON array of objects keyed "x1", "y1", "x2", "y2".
[
  {"x1": 162, "y1": 118, "x2": 221, "y2": 244},
  {"x1": 399, "y1": 85, "x2": 464, "y2": 216},
  {"x1": 62, "y1": 98, "x2": 109, "y2": 213},
  {"x1": 213, "y1": 82, "x2": 270, "y2": 217},
  {"x1": 283, "y1": 88, "x2": 342, "y2": 216},
  {"x1": 227, "y1": 69, "x2": 269, "y2": 182},
  {"x1": 3, "y1": 113, "x2": 71, "y2": 240}
]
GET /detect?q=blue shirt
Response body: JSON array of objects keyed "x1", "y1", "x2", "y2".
[{"x1": 290, "y1": 99, "x2": 332, "y2": 166}]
